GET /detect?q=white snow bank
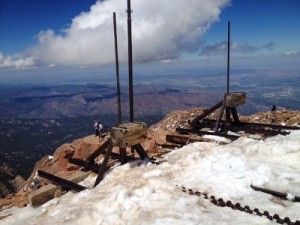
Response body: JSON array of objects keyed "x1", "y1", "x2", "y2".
[{"x1": 1, "y1": 131, "x2": 300, "y2": 225}]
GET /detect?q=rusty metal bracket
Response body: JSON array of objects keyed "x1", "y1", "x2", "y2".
[
  {"x1": 86, "y1": 138, "x2": 111, "y2": 162},
  {"x1": 69, "y1": 158, "x2": 101, "y2": 173},
  {"x1": 94, "y1": 143, "x2": 113, "y2": 187},
  {"x1": 38, "y1": 170, "x2": 86, "y2": 192},
  {"x1": 176, "y1": 128, "x2": 239, "y2": 141}
]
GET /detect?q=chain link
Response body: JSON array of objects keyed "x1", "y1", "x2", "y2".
[{"x1": 178, "y1": 185, "x2": 300, "y2": 225}]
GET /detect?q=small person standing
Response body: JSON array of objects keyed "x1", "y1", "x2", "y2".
[
  {"x1": 94, "y1": 121, "x2": 99, "y2": 137},
  {"x1": 98, "y1": 122, "x2": 103, "y2": 140}
]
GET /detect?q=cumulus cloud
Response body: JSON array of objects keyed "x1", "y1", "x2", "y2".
[
  {"x1": 261, "y1": 41, "x2": 276, "y2": 50},
  {"x1": 285, "y1": 51, "x2": 300, "y2": 56},
  {"x1": 200, "y1": 41, "x2": 277, "y2": 56},
  {"x1": 27, "y1": 0, "x2": 230, "y2": 67},
  {"x1": 0, "y1": 52, "x2": 35, "y2": 69}
]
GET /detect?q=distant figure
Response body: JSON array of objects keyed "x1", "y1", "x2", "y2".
[
  {"x1": 94, "y1": 121, "x2": 99, "y2": 137},
  {"x1": 271, "y1": 105, "x2": 276, "y2": 112},
  {"x1": 98, "y1": 122, "x2": 103, "y2": 138},
  {"x1": 94, "y1": 121, "x2": 103, "y2": 141}
]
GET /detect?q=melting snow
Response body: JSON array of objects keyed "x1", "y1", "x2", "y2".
[{"x1": 1, "y1": 131, "x2": 300, "y2": 225}]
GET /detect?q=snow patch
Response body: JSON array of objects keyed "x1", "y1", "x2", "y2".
[{"x1": 1, "y1": 131, "x2": 300, "y2": 224}]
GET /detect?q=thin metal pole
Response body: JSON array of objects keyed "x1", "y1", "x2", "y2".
[
  {"x1": 113, "y1": 12, "x2": 122, "y2": 124},
  {"x1": 225, "y1": 21, "x2": 231, "y2": 123},
  {"x1": 126, "y1": 0, "x2": 134, "y2": 122},
  {"x1": 227, "y1": 20, "x2": 230, "y2": 94}
]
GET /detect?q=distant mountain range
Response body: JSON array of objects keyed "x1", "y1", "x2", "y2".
[
  {"x1": 0, "y1": 83, "x2": 220, "y2": 119},
  {"x1": 0, "y1": 68, "x2": 299, "y2": 181},
  {"x1": 1, "y1": 68, "x2": 299, "y2": 119},
  {"x1": 1, "y1": 81, "x2": 298, "y2": 120}
]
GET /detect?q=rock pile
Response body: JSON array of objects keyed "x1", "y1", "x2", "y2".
[{"x1": 150, "y1": 108, "x2": 300, "y2": 131}]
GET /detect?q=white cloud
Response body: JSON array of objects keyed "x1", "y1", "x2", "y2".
[
  {"x1": 285, "y1": 51, "x2": 300, "y2": 56},
  {"x1": 0, "y1": 52, "x2": 35, "y2": 69},
  {"x1": 200, "y1": 41, "x2": 277, "y2": 56},
  {"x1": 27, "y1": 0, "x2": 230, "y2": 67}
]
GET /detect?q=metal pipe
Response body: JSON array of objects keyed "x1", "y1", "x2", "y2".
[
  {"x1": 227, "y1": 20, "x2": 230, "y2": 94},
  {"x1": 113, "y1": 12, "x2": 122, "y2": 124},
  {"x1": 86, "y1": 138, "x2": 110, "y2": 161},
  {"x1": 94, "y1": 144, "x2": 113, "y2": 187},
  {"x1": 38, "y1": 170, "x2": 86, "y2": 192},
  {"x1": 225, "y1": 21, "x2": 231, "y2": 123},
  {"x1": 251, "y1": 185, "x2": 300, "y2": 202},
  {"x1": 176, "y1": 128, "x2": 239, "y2": 141},
  {"x1": 126, "y1": 0, "x2": 134, "y2": 122},
  {"x1": 189, "y1": 100, "x2": 223, "y2": 126}
]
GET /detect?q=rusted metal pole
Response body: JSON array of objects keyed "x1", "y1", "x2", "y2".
[
  {"x1": 225, "y1": 21, "x2": 231, "y2": 123},
  {"x1": 214, "y1": 100, "x2": 226, "y2": 132},
  {"x1": 251, "y1": 185, "x2": 300, "y2": 202},
  {"x1": 94, "y1": 144, "x2": 113, "y2": 187},
  {"x1": 113, "y1": 12, "x2": 122, "y2": 124},
  {"x1": 86, "y1": 138, "x2": 110, "y2": 161},
  {"x1": 176, "y1": 128, "x2": 239, "y2": 141},
  {"x1": 189, "y1": 100, "x2": 223, "y2": 126},
  {"x1": 38, "y1": 170, "x2": 86, "y2": 192},
  {"x1": 227, "y1": 20, "x2": 230, "y2": 94},
  {"x1": 126, "y1": 0, "x2": 134, "y2": 122}
]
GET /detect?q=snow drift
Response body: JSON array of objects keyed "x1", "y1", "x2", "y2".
[{"x1": 1, "y1": 130, "x2": 299, "y2": 224}]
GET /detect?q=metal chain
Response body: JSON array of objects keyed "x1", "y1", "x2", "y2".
[{"x1": 178, "y1": 186, "x2": 300, "y2": 225}]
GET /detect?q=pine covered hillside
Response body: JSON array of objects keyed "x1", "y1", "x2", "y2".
[{"x1": 0, "y1": 109, "x2": 299, "y2": 224}]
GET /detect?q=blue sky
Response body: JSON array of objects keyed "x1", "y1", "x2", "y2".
[
  {"x1": 0, "y1": 0, "x2": 299, "y2": 83},
  {"x1": 204, "y1": 0, "x2": 300, "y2": 53},
  {"x1": 0, "y1": 0, "x2": 96, "y2": 54}
]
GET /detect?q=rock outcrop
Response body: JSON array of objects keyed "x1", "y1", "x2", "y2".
[
  {"x1": 0, "y1": 135, "x2": 103, "y2": 209},
  {"x1": 150, "y1": 108, "x2": 300, "y2": 131},
  {"x1": 0, "y1": 164, "x2": 26, "y2": 199}
]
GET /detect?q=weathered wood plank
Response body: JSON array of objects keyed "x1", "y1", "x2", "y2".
[
  {"x1": 225, "y1": 92, "x2": 246, "y2": 107},
  {"x1": 28, "y1": 171, "x2": 91, "y2": 206},
  {"x1": 111, "y1": 122, "x2": 147, "y2": 148}
]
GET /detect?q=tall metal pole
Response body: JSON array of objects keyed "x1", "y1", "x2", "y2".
[
  {"x1": 126, "y1": 0, "x2": 134, "y2": 122},
  {"x1": 225, "y1": 21, "x2": 231, "y2": 123},
  {"x1": 227, "y1": 20, "x2": 230, "y2": 94},
  {"x1": 113, "y1": 12, "x2": 122, "y2": 124}
]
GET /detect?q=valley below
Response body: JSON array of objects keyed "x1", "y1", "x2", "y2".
[{"x1": 0, "y1": 68, "x2": 299, "y2": 180}]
